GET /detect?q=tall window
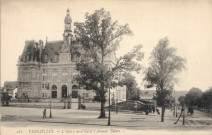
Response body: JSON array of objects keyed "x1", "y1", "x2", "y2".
[
  {"x1": 42, "y1": 69, "x2": 47, "y2": 81},
  {"x1": 42, "y1": 83, "x2": 49, "y2": 90},
  {"x1": 45, "y1": 83, "x2": 49, "y2": 90},
  {"x1": 42, "y1": 84, "x2": 45, "y2": 89},
  {"x1": 42, "y1": 93, "x2": 47, "y2": 97}
]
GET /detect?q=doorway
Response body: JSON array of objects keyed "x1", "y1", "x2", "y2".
[
  {"x1": 51, "y1": 85, "x2": 57, "y2": 98},
  {"x1": 72, "y1": 91, "x2": 78, "y2": 98},
  {"x1": 62, "y1": 85, "x2": 67, "y2": 98},
  {"x1": 52, "y1": 91, "x2": 57, "y2": 98},
  {"x1": 72, "y1": 85, "x2": 78, "y2": 98}
]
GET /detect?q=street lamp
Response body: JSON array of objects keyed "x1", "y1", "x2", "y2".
[
  {"x1": 49, "y1": 96, "x2": 52, "y2": 118},
  {"x1": 108, "y1": 78, "x2": 111, "y2": 126},
  {"x1": 108, "y1": 68, "x2": 112, "y2": 126},
  {"x1": 170, "y1": 83, "x2": 175, "y2": 117}
]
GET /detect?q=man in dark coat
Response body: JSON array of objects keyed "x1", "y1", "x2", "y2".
[{"x1": 43, "y1": 109, "x2": 46, "y2": 118}]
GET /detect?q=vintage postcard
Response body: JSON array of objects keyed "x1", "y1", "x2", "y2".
[{"x1": 1, "y1": 0, "x2": 212, "y2": 135}]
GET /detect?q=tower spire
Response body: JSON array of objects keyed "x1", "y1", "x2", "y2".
[
  {"x1": 63, "y1": 9, "x2": 72, "y2": 45},
  {"x1": 64, "y1": 8, "x2": 72, "y2": 32}
]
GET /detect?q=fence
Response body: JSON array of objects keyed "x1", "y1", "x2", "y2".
[{"x1": 6, "y1": 98, "x2": 109, "y2": 111}]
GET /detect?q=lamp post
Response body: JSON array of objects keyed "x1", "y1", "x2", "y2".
[
  {"x1": 108, "y1": 68, "x2": 112, "y2": 126},
  {"x1": 173, "y1": 88, "x2": 175, "y2": 116},
  {"x1": 171, "y1": 83, "x2": 175, "y2": 117},
  {"x1": 50, "y1": 96, "x2": 52, "y2": 118},
  {"x1": 108, "y1": 80, "x2": 111, "y2": 126},
  {"x1": 183, "y1": 105, "x2": 185, "y2": 125}
]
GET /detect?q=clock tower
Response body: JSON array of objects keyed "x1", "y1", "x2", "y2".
[{"x1": 63, "y1": 9, "x2": 72, "y2": 46}]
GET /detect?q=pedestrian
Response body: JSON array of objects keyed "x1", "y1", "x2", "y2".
[
  {"x1": 174, "y1": 106, "x2": 184, "y2": 124},
  {"x1": 43, "y1": 109, "x2": 46, "y2": 118},
  {"x1": 145, "y1": 110, "x2": 149, "y2": 115},
  {"x1": 156, "y1": 108, "x2": 160, "y2": 115},
  {"x1": 187, "y1": 107, "x2": 194, "y2": 116},
  {"x1": 153, "y1": 107, "x2": 155, "y2": 114}
]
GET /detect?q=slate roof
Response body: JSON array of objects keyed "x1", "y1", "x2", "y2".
[
  {"x1": 21, "y1": 40, "x2": 40, "y2": 62},
  {"x1": 41, "y1": 41, "x2": 63, "y2": 63}
]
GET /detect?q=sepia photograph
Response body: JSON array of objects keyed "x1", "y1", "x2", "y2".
[{"x1": 1, "y1": 0, "x2": 212, "y2": 135}]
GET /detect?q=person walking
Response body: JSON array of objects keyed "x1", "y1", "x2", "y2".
[
  {"x1": 43, "y1": 109, "x2": 46, "y2": 118},
  {"x1": 152, "y1": 107, "x2": 155, "y2": 114},
  {"x1": 156, "y1": 108, "x2": 160, "y2": 115}
]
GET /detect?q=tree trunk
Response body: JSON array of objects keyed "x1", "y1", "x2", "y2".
[
  {"x1": 98, "y1": 39, "x2": 106, "y2": 119},
  {"x1": 161, "y1": 105, "x2": 165, "y2": 122},
  {"x1": 98, "y1": 101, "x2": 107, "y2": 118}
]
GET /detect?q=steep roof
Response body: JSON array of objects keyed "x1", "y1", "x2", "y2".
[
  {"x1": 21, "y1": 40, "x2": 40, "y2": 62},
  {"x1": 41, "y1": 41, "x2": 63, "y2": 63}
]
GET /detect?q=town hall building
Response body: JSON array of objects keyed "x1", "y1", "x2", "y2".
[{"x1": 16, "y1": 9, "x2": 126, "y2": 102}]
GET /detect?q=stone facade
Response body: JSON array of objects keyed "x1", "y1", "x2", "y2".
[{"x1": 16, "y1": 9, "x2": 120, "y2": 100}]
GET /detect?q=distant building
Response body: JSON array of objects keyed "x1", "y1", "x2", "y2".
[
  {"x1": 111, "y1": 86, "x2": 127, "y2": 103},
  {"x1": 140, "y1": 90, "x2": 156, "y2": 101},
  {"x1": 140, "y1": 89, "x2": 188, "y2": 103},
  {"x1": 16, "y1": 9, "x2": 125, "y2": 101},
  {"x1": 4, "y1": 81, "x2": 18, "y2": 97},
  {"x1": 1, "y1": 87, "x2": 5, "y2": 92}
]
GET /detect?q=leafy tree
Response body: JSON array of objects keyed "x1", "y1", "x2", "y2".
[
  {"x1": 153, "y1": 88, "x2": 174, "y2": 108},
  {"x1": 185, "y1": 87, "x2": 202, "y2": 108},
  {"x1": 144, "y1": 37, "x2": 186, "y2": 122},
  {"x1": 118, "y1": 72, "x2": 141, "y2": 100},
  {"x1": 195, "y1": 87, "x2": 212, "y2": 111},
  {"x1": 178, "y1": 96, "x2": 186, "y2": 106},
  {"x1": 130, "y1": 87, "x2": 141, "y2": 100},
  {"x1": 75, "y1": 8, "x2": 144, "y2": 118},
  {"x1": 200, "y1": 87, "x2": 212, "y2": 111}
]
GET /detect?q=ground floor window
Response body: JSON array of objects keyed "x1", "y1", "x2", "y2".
[
  {"x1": 42, "y1": 93, "x2": 47, "y2": 97},
  {"x1": 72, "y1": 91, "x2": 78, "y2": 98},
  {"x1": 52, "y1": 91, "x2": 57, "y2": 98},
  {"x1": 62, "y1": 85, "x2": 67, "y2": 98}
]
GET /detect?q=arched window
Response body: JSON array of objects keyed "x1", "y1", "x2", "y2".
[
  {"x1": 62, "y1": 85, "x2": 67, "y2": 98},
  {"x1": 52, "y1": 85, "x2": 57, "y2": 90},
  {"x1": 72, "y1": 85, "x2": 78, "y2": 90},
  {"x1": 72, "y1": 85, "x2": 78, "y2": 98}
]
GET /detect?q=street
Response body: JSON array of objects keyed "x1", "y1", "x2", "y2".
[{"x1": 1, "y1": 107, "x2": 212, "y2": 135}]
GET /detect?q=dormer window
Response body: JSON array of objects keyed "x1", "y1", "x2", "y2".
[
  {"x1": 26, "y1": 54, "x2": 30, "y2": 61},
  {"x1": 44, "y1": 54, "x2": 48, "y2": 61},
  {"x1": 54, "y1": 52, "x2": 59, "y2": 62}
]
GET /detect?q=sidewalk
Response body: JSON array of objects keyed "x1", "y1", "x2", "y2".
[{"x1": 1, "y1": 107, "x2": 212, "y2": 131}]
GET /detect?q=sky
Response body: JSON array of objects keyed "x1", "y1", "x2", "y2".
[{"x1": 1, "y1": 0, "x2": 212, "y2": 91}]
